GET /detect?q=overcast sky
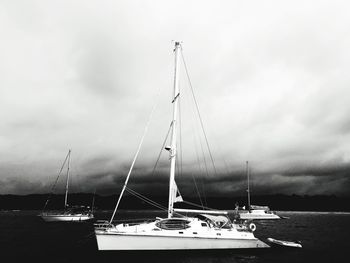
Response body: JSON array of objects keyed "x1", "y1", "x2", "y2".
[{"x1": 0, "y1": 0, "x2": 349, "y2": 198}]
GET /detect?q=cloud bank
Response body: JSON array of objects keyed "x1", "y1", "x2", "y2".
[{"x1": 0, "y1": 0, "x2": 349, "y2": 197}]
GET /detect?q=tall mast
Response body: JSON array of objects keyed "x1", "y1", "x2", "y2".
[
  {"x1": 64, "y1": 149, "x2": 71, "y2": 208},
  {"x1": 168, "y1": 42, "x2": 181, "y2": 218},
  {"x1": 246, "y1": 161, "x2": 251, "y2": 211}
]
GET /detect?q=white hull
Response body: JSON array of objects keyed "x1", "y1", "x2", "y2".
[
  {"x1": 95, "y1": 231, "x2": 269, "y2": 250},
  {"x1": 239, "y1": 210, "x2": 280, "y2": 220},
  {"x1": 41, "y1": 213, "x2": 93, "y2": 222},
  {"x1": 94, "y1": 217, "x2": 269, "y2": 250}
]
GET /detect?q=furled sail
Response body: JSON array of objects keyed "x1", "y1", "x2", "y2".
[{"x1": 174, "y1": 182, "x2": 183, "y2": 203}]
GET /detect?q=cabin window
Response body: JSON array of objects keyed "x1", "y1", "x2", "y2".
[
  {"x1": 156, "y1": 219, "x2": 190, "y2": 230},
  {"x1": 216, "y1": 233, "x2": 221, "y2": 236},
  {"x1": 201, "y1": 223, "x2": 207, "y2": 227},
  {"x1": 178, "y1": 231, "x2": 183, "y2": 234},
  {"x1": 193, "y1": 232, "x2": 198, "y2": 234}
]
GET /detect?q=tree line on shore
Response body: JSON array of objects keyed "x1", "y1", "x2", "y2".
[{"x1": 0, "y1": 193, "x2": 349, "y2": 212}]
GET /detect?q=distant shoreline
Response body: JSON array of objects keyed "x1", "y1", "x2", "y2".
[
  {"x1": 1, "y1": 209, "x2": 350, "y2": 215},
  {"x1": 1, "y1": 193, "x2": 349, "y2": 212}
]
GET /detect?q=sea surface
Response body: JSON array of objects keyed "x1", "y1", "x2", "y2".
[{"x1": 0, "y1": 210, "x2": 348, "y2": 262}]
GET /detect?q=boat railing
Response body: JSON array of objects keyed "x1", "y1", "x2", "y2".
[
  {"x1": 233, "y1": 219, "x2": 256, "y2": 232},
  {"x1": 112, "y1": 218, "x2": 155, "y2": 224},
  {"x1": 94, "y1": 220, "x2": 114, "y2": 229},
  {"x1": 94, "y1": 218, "x2": 155, "y2": 229}
]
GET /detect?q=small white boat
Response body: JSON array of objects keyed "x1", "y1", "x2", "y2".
[
  {"x1": 237, "y1": 162, "x2": 281, "y2": 220},
  {"x1": 41, "y1": 207, "x2": 93, "y2": 222},
  {"x1": 41, "y1": 213, "x2": 92, "y2": 222},
  {"x1": 39, "y1": 150, "x2": 94, "y2": 222},
  {"x1": 239, "y1": 205, "x2": 281, "y2": 220},
  {"x1": 267, "y1": 238, "x2": 302, "y2": 248}
]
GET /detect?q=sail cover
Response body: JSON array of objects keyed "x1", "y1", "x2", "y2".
[
  {"x1": 250, "y1": 205, "x2": 270, "y2": 210},
  {"x1": 196, "y1": 214, "x2": 231, "y2": 228},
  {"x1": 174, "y1": 182, "x2": 183, "y2": 203}
]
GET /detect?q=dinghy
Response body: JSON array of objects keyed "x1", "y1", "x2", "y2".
[{"x1": 267, "y1": 238, "x2": 302, "y2": 248}]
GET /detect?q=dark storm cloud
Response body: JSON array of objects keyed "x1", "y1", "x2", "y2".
[
  {"x1": 73, "y1": 161, "x2": 350, "y2": 198},
  {"x1": 0, "y1": 0, "x2": 349, "y2": 197},
  {"x1": 281, "y1": 163, "x2": 350, "y2": 178}
]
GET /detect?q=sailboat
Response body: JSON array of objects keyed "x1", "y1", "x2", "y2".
[
  {"x1": 40, "y1": 150, "x2": 94, "y2": 222},
  {"x1": 94, "y1": 42, "x2": 269, "y2": 250},
  {"x1": 238, "y1": 161, "x2": 280, "y2": 220}
]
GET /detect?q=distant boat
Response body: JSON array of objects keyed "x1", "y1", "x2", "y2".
[
  {"x1": 267, "y1": 237, "x2": 302, "y2": 248},
  {"x1": 237, "y1": 161, "x2": 280, "y2": 220},
  {"x1": 94, "y1": 42, "x2": 269, "y2": 251},
  {"x1": 39, "y1": 150, "x2": 94, "y2": 222}
]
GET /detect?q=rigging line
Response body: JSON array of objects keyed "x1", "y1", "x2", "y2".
[
  {"x1": 200, "y1": 178, "x2": 208, "y2": 208},
  {"x1": 150, "y1": 122, "x2": 172, "y2": 177},
  {"x1": 125, "y1": 187, "x2": 160, "y2": 207},
  {"x1": 223, "y1": 158, "x2": 231, "y2": 175},
  {"x1": 182, "y1": 200, "x2": 216, "y2": 211},
  {"x1": 178, "y1": 81, "x2": 203, "y2": 208},
  {"x1": 178, "y1": 96, "x2": 183, "y2": 178},
  {"x1": 91, "y1": 188, "x2": 96, "y2": 214},
  {"x1": 42, "y1": 150, "x2": 70, "y2": 211},
  {"x1": 190, "y1": 171, "x2": 204, "y2": 208},
  {"x1": 180, "y1": 50, "x2": 218, "y2": 176},
  {"x1": 178, "y1": 79, "x2": 203, "y2": 208},
  {"x1": 64, "y1": 150, "x2": 71, "y2": 208},
  {"x1": 177, "y1": 95, "x2": 205, "y2": 212},
  {"x1": 195, "y1": 119, "x2": 209, "y2": 207},
  {"x1": 125, "y1": 187, "x2": 168, "y2": 211},
  {"x1": 188, "y1": 107, "x2": 205, "y2": 208},
  {"x1": 109, "y1": 86, "x2": 163, "y2": 224},
  {"x1": 125, "y1": 187, "x2": 184, "y2": 218},
  {"x1": 125, "y1": 193, "x2": 166, "y2": 212},
  {"x1": 117, "y1": 187, "x2": 183, "y2": 219},
  {"x1": 188, "y1": 84, "x2": 208, "y2": 208},
  {"x1": 174, "y1": 98, "x2": 181, "y2": 191},
  {"x1": 185, "y1": 82, "x2": 206, "y2": 209},
  {"x1": 69, "y1": 154, "x2": 84, "y2": 195},
  {"x1": 190, "y1": 111, "x2": 206, "y2": 208},
  {"x1": 125, "y1": 188, "x2": 167, "y2": 211}
]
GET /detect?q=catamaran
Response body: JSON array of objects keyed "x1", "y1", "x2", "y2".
[
  {"x1": 237, "y1": 161, "x2": 280, "y2": 220},
  {"x1": 40, "y1": 150, "x2": 94, "y2": 222},
  {"x1": 94, "y1": 42, "x2": 269, "y2": 250}
]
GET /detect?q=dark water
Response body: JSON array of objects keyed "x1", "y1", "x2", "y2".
[{"x1": 0, "y1": 210, "x2": 348, "y2": 262}]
